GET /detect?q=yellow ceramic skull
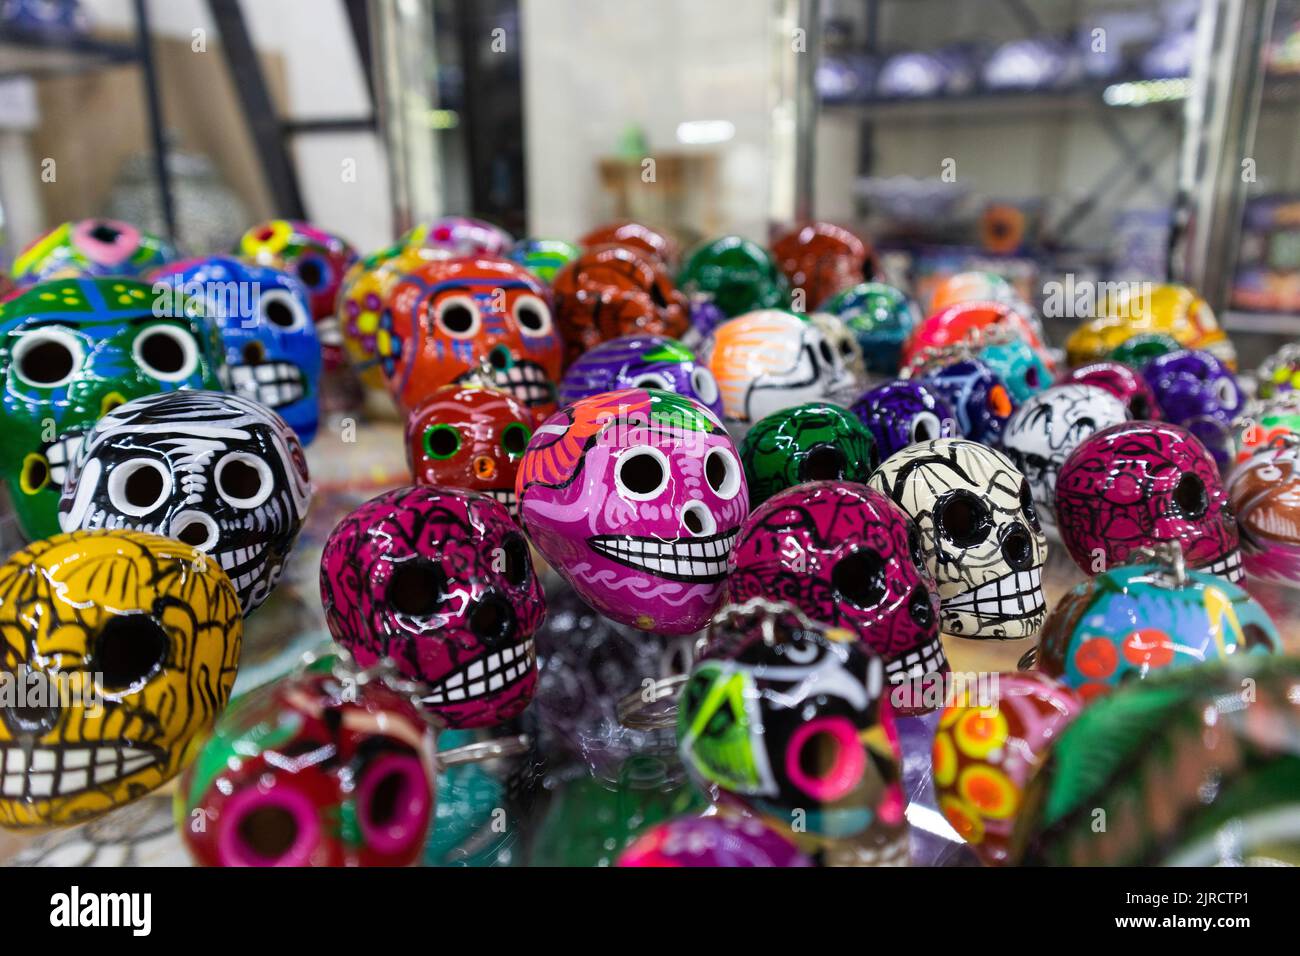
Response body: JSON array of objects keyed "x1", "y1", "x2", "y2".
[
  {"x1": 1065, "y1": 283, "x2": 1235, "y2": 369},
  {"x1": 0, "y1": 530, "x2": 242, "y2": 828}
]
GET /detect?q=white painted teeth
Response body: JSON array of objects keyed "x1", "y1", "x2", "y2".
[
  {"x1": 42, "y1": 430, "x2": 86, "y2": 487},
  {"x1": 1202, "y1": 549, "x2": 1244, "y2": 583},
  {"x1": 230, "y1": 362, "x2": 305, "y2": 408},
  {"x1": 492, "y1": 363, "x2": 554, "y2": 406},
  {"x1": 946, "y1": 566, "x2": 1045, "y2": 618},
  {"x1": 422, "y1": 638, "x2": 536, "y2": 705},
  {"x1": 884, "y1": 637, "x2": 947, "y2": 681},
  {"x1": 0, "y1": 744, "x2": 159, "y2": 797},
  {"x1": 588, "y1": 530, "x2": 738, "y2": 581},
  {"x1": 485, "y1": 489, "x2": 518, "y2": 515}
]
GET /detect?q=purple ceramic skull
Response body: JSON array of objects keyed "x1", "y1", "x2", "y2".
[
  {"x1": 516, "y1": 388, "x2": 748, "y2": 634},
  {"x1": 557, "y1": 334, "x2": 723, "y2": 416},
  {"x1": 919, "y1": 358, "x2": 1016, "y2": 446},
  {"x1": 850, "y1": 380, "x2": 959, "y2": 459},
  {"x1": 1141, "y1": 350, "x2": 1243, "y2": 471}
]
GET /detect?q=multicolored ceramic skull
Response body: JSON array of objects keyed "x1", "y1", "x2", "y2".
[
  {"x1": 11, "y1": 219, "x2": 178, "y2": 286},
  {"x1": 507, "y1": 238, "x2": 580, "y2": 284},
  {"x1": 867, "y1": 439, "x2": 1047, "y2": 639},
  {"x1": 320, "y1": 486, "x2": 544, "y2": 729},
  {"x1": 403, "y1": 217, "x2": 514, "y2": 257},
  {"x1": 979, "y1": 338, "x2": 1052, "y2": 403},
  {"x1": 1141, "y1": 350, "x2": 1243, "y2": 471},
  {"x1": 1065, "y1": 282, "x2": 1234, "y2": 369},
  {"x1": 819, "y1": 282, "x2": 920, "y2": 375},
  {"x1": 618, "y1": 813, "x2": 812, "y2": 867},
  {"x1": 384, "y1": 255, "x2": 562, "y2": 415},
  {"x1": 516, "y1": 388, "x2": 747, "y2": 634},
  {"x1": 700, "y1": 310, "x2": 853, "y2": 435},
  {"x1": 727, "y1": 481, "x2": 945, "y2": 699},
  {"x1": 849, "y1": 380, "x2": 959, "y2": 460},
  {"x1": 678, "y1": 607, "x2": 906, "y2": 856},
  {"x1": 903, "y1": 300, "x2": 1049, "y2": 370},
  {"x1": 579, "y1": 221, "x2": 679, "y2": 270},
  {"x1": 677, "y1": 236, "x2": 790, "y2": 318},
  {"x1": 1256, "y1": 342, "x2": 1300, "y2": 400},
  {"x1": 810, "y1": 312, "x2": 867, "y2": 398},
  {"x1": 918, "y1": 357, "x2": 1015, "y2": 446},
  {"x1": 0, "y1": 530, "x2": 242, "y2": 827},
  {"x1": 1037, "y1": 561, "x2": 1280, "y2": 702},
  {"x1": 1235, "y1": 393, "x2": 1300, "y2": 464},
  {"x1": 557, "y1": 334, "x2": 722, "y2": 416},
  {"x1": 1055, "y1": 421, "x2": 1242, "y2": 580},
  {"x1": 551, "y1": 245, "x2": 689, "y2": 367},
  {"x1": 179, "y1": 668, "x2": 435, "y2": 866},
  {"x1": 58, "y1": 391, "x2": 312, "y2": 615},
  {"x1": 151, "y1": 255, "x2": 321, "y2": 444},
  {"x1": 928, "y1": 271, "x2": 1018, "y2": 313},
  {"x1": 0, "y1": 277, "x2": 225, "y2": 541},
  {"x1": 1230, "y1": 436, "x2": 1300, "y2": 587},
  {"x1": 932, "y1": 672, "x2": 1081, "y2": 865},
  {"x1": 1063, "y1": 360, "x2": 1162, "y2": 420},
  {"x1": 405, "y1": 383, "x2": 534, "y2": 516},
  {"x1": 1001, "y1": 384, "x2": 1131, "y2": 540},
  {"x1": 770, "y1": 221, "x2": 871, "y2": 310},
  {"x1": 738, "y1": 403, "x2": 878, "y2": 506}
]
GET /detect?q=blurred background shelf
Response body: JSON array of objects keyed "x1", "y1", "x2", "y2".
[{"x1": 0, "y1": 25, "x2": 138, "y2": 79}]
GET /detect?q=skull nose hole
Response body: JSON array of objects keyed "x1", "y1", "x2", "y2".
[
  {"x1": 1001, "y1": 526, "x2": 1033, "y2": 571},
  {"x1": 799, "y1": 444, "x2": 846, "y2": 482},
  {"x1": 89, "y1": 222, "x2": 121, "y2": 244},
  {"x1": 680, "y1": 501, "x2": 717, "y2": 536},
  {"x1": 1025, "y1": 366, "x2": 1041, "y2": 390},
  {"x1": 908, "y1": 585, "x2": 934, "y2": 628},
  {"x1": 488, "y1": 345, "x2": 513, "y2": 370},
  {"x1": 469, "y1": 592, "x2": 517, "y2": 647},
  {"x1": 237, "y1": 805, "x2": 299, "y2": 861},
  {"x1": 1, "y1": 692, "x2": 60, "y2": 736},
  {"x1": 1130, "y1": 395, "x2": 1150, "y2": 418},
  {"x1": 242, "y1": 341, "x2": 266, "y2": 366}
]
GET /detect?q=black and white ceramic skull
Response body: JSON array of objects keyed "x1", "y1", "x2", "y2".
[
  {"x1": 57, "y1": 390, "x2": 311, "y2": 615},
  {"x1": 867, "y1": 438, "x2": 1047, "y2": 639},
  {"x1": 1001, "y1": 384, "x2": 1130, "y2": 540}
]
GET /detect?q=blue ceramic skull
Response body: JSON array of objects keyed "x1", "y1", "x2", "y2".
[
  {"x1": 850, "y1": 380, "x2": 959, "y2": 460},
  {"x1": 979, "y1": 339, "x2": 1051, "y2": 403},
  {"x1": 557, "y1": 334, "x2": 723, "y2": 416},
  {"x1": 153, "y1": 256, "x2": 322, "y2": 445},
  {"x1": 819, "y1": 282, "x2": 921, "y2": 375},
  {"x1": 1141, "y1": 350, "x2": 1242, "y2": 471},
  {"x1": 920, "y1": 358, "x2": 1015, "y2": 446}
]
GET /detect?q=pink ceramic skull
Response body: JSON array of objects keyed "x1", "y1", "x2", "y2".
[
  {"x1": 516, "y1": 388, "x2": 748, "y2": 634},
  {"x1": 727, "y1": 481, "x2": 945, "y2": 711},
  {"x1": 319, "y1": 486, "x2": 545, "y2": 728},
  {"x1": 1055, "y1": 420, "x2": 1241, "y2": 580}
]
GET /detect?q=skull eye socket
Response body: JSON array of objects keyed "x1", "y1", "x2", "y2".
[
  {"x1": 433, "y1": 295, "x2": 482, "y2": 339},
  {"x1": 832, "y1": 548, "x2": 888, "y2": 609},
  {"x1": 501, "y1": 533, "x2": 531, "y2": 588},
  {"x1": 94, "y1": 614, "x2": 168, "y2": 692},
  {"x1": 387, "y1": 558, "x2": 445, "y2": 617},
  {"x1": 1129, "y1": 394, "x2": 1150, "y2": 418},
  {"x1": 133, "y1": 324, "x2": 200, "y2": 382},
  {"x1": 1019, "y1": 479, "x2": 1041, "y2": 531},
  {"x1": 691, "y1": 367, "x2": 719, "y2": 405},
  {"x1": 295, "y1": 256, "x2": 329, "y2": 291},
  {"x1": 818, "y1": 339, "x2": 835, "y2": 368},
  {"x1": 226, "y1": 791, "x2": 319, "y2": 866},
  {"x1": 260, "y1": 288, "x2": 309, "y2": 332},
  {"x1": 615, "y1": 446, "x2": 669, "y2": 500},
  {"x1": 108, "y1": 458, "x2": 173, "y2": 517},
  {"x1": 937, "y1": 491, "x2": 992, "y2": 547},
  {"x1": 1214, "y1": 377, "x2": 1237, "y2": 408},
  {"x1": 423, "y1": 424, "x2": 462, "y2": 460},
  {"x1": 1173, "y1": 473, "x2": 1209, "y2": 520},
  {"x1": 215, "y1": 453, "x2": 273, "y2": 509},
  {"x1": 705, "y1": 447, "x2": 742, "y2": 499},
  {"x1": 357, "y1": 754, "x2": 429, "y2": 854},
  {"x1": 632, "y1": 372, "x2": 672, "y2": 391},
  {"x1": 910, "y1": 411, "x2": 940, "y2": 443},
  {"x1": 12, "y1": 327, "x2": 84, "y2": 388},
  {"x1": 512, "y1": 294, "x2": 553, "y2": 337},
  {"x1": 500, "y1": 422, "x2": 531, "y2": 457}
]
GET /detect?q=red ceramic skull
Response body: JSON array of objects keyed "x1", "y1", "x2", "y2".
[
  {"x1": 770, "y1": 221, "x2": 872, "y2": 310},
  {"x1": 406, "y1": 384, "x2": 534, "y2": 517},
  {"x1": 319, "y1": 486, "x2": 545, "y2": 728},
  {"x1": 1055, "y1": 421, "x2": 1241, "y2": 580},
  {"x1": 550, "y1": 245, "x2": 690, "y2": 368}
]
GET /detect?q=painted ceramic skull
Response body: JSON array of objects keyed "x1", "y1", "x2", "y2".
[
  {"x1": 979, "y1": 338, "x2": 1051, "y2": 403},
  {"x1": 820, "y1": 282, "x2": 921, "y2": 375},
  {"x1": 810, "y1": 312, "x2": 867, "y2": 399},
  {"x1": 403, "y1": 216, "x2": 514, "y2": 257},
  {"x1": 1054, "y1": 421, "x2": 1242, "y2": 580},
  {"x1": 384, "y1": 255, "x2": 563, "y2": 416},
  {"x1": 867, "y1": 439, "x2": 1048, "y2": 639},
  {"x1": 319, "y1": 486, "x2": 544, "y2": 728},
  {"x1": 236, "y1": 219, "x2": 358, "y2": 324},
  {"x1": 179, "y1": 669, "x2": 436, "y2": 866},
  {"x1": 1001, "y1": 384, "x2": 1131, "y2": 540},
  {"x1": 516, "y1": 388, "x2": 748, "y2": 634},
  {"x1": 1065, "y1": 282, "x2": 1234, "y2": 369},
  {"x1": 508, "y1": 237, "x2": 580, "y2": 284},
  {"x1": 677, "y1": 236, "x2": 790, "y2": 318},
  {"x1": 558, "y1": 333, "x2": 722, "y2": 416},
  {"x1": 405, "y1": 384, "x2": 534, "y2": 516},
  {"x1": 770, "y1": 221, "x2": 872, "y2": 310},
  {"x1": 58, "y1": 390, "x2": 313, "y2": 616},
  {"x1": 0, "y1": 277, "x2": 225, "y2": 542},
  {"x1": 678, "y1": 608, "x2": 906, "y2": 852},
  {"x1": 550, "y1": 245, "x2": 690, "y2": 367},
  {"x1": 738, "y1": 402, "x2": 878, "y2": 506},
  {"x1": 850, "y1": 380, "x2": 958, "y2": 460},
  {"x1": 1234, "y1": 393, "x2": 1300, "y2": 464},
  {"x1": 919, "y1": 357, "x2": 1015, "y2": 446},
  {"x1": 727, "y1": 481, "x2": 946, "y2": 699},
  {"x1": 903, "y1": 300, "x2": 1049, "y2": 370},
  {"x1": 12, "y1": 219, "x2": 178, "y2": 286},
  {"x1": 579, "y1": 221, "x2": 679, "y2": 270},
  {"x1": 619, "y1": 814, "x2": 813, "y2": 867},
  {"x1": 1141, "y1": 349, "x2": 1243, "y2": 471},
  {"x1": 1230, "y1": 437, "x2": 1300, "y2": 587},
  {"x1": 701, "y1": 309, "x2": 854, "y2": 436},
  {"x1": 1064, "y1": 360, "x2": 1162, "y2": 420},
  {"x1": 0, "y1": 530, "x2": 242, "y2": 827},
  {"x1": 151, "y1": 255, "x2": 322, "y2": 445}
]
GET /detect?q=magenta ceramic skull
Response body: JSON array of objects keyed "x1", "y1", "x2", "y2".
[
  {"x1": 319, "y1": 485, "x2": 544, "y2": 729},
  {"x1": 727, "y1": 481, "x2": 945, "y2": 702},
  {"x1": 516, "y1": 388, "x2": 748, "y2": 634}
]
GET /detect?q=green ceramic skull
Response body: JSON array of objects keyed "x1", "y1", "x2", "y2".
[
  {"x1": 0, "y1": 277, "x2": 224, "y2": 541},
  {"x1": 677, "y1": 236, "x2": 789, "y2": 318},
  {"x1": 739, "y1": 402, "x2": 879, "y2": 506},
  {"x1": 1109, "y1": 332, "x2": 1180, "y2": 370}
]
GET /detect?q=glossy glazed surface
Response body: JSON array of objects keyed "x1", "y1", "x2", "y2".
[
  {"x1": 739, "y1": 403, "x2": 878, "y2": 506},
  {"x1": 12, "y1": 219, "x2": 177, "y2": 285},
  {"x1": 769, "y1": 221, "x2": 870, "y2": 310},
  {"x1": 819, "y1": 281, "x2": 919, "y2": 375},
  {"x1": 677, "y1": 235, "x2": 789, "y2": 318},
  {"x1": 558, "y1": 333, "x2": 721, "y2": 416}
]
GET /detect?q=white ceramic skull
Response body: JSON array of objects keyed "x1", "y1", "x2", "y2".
[
  {"x1": 1001, "y1": 384, "x2": 1130, "y2": 540},
  {"x1": 867, "y1": 438, "x2": 1047, "y2": 639},
  {"x1": 810, "y1": 312, "x2": 867, "y2": 399}
]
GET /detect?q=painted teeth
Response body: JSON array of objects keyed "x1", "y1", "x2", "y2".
[
  {"x1": 945, "y1": 567, "x2": 1045, "y2": 618},
  {"x1": 0, "y1": 743, "x2": 159, "y2": 798},
  {"x1": 230, "y1": 362, "x2": 305, "y2": 408},
  {"x1": 484, "y1": 489, "x2": 518, "y2": 515},
  {"x1": 884, "y1": 637, "x2": 947, "y2": 681},
  {"x1": 493, "y1": 363, "x2": 555, "y2": 406},
  {"x1": 422, "y1": 638, "x2": 536, "y2": 705},
  {"x1": 41, "y1": 430, "x2": 86, "y2": 488},
  {"x1": 1202, "y1": 549, "x2": 1244, "y2": 583},
  {"x1": 587, "y1": 529, "x2": 737, "y2": 582}
]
